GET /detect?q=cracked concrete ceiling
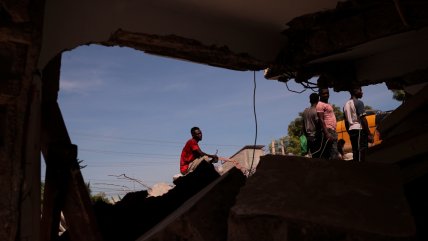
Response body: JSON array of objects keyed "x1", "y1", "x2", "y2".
[
  {"x1": 39, "y1": 0, "x2": 338, "y2": 69},
  {"x1": 39, "y1": 0, "x2": 428, "y2": 89}
]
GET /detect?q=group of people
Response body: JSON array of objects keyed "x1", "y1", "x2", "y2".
[
  {"x1": 178, "y1": 86, "x2": 373, "y2": 175},
  {"x1": 302, "y1": 87, "x2": 373, "y2": 162}
]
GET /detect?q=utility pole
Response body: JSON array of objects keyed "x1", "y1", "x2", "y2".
[
  {"x1": 280, "y1": 140, "x2": 285, "y2": 155},
  {"x1": 271, "y1": 140, "x2": 276, "y2": 154}
]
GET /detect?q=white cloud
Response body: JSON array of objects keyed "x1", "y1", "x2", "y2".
[{"x1": 60, "y1": 77, "x2": 104, "y2": 94}]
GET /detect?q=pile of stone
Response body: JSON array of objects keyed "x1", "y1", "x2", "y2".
[
  {"x1": 58, "y1": 155, "x2": 418, "y2": 241},
  {"x1": 91, "y1": 161, "x2": 245, "y2": 241}
]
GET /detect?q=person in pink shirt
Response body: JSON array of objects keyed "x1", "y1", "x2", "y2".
[{"x1": 316, "y1": 88, "x2": 340, "y2": 159}]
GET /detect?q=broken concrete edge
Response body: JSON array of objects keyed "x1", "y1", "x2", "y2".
[
  {"x1": 367, "y1": 126, "x2": 428, "y2": 165},
  {"x1": 136, "y1": 167, "x2": 246, "y2": 241},
  {"x1": 87, "y1": 161, "x2": 222, "y2": 241},
  {"x1": 230, "y1": 155, "x2": 416, "y2": 239},
  {"x1": 265, "y1": 0, "x2": 428, "y2": 89},
  {"x1": 378, "y1": 83, "x2": 428, "y2": 138},
  {"x1": 228, "y1": 212, "x2": 415, "y2": 241},
  {"x1": 105, "y1": 28, "x2": 269, "y2": 71}
]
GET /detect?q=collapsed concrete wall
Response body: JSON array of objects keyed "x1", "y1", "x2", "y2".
[
  {"x1": 0, "y1": 1, "x2": 45, "y2": 241},
  {"x1": 229, "y1": 155, "x2": 415, "y2": 241},
  {"x1": 82, "y1": 155, "x2": 421, "y2": 241},
  {"x1": 54, "y1": 161, "x2": 247, "y2": 241},
  {"x1": 138, "y1": 166, "x2": 246, "y2": 241}
]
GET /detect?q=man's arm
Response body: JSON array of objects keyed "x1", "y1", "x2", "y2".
[
  {"x1": 356, "y1": 100, "x2": 373, "y2": 142},
  {"x1": 317, "y1": 112, "x2": 333, "y2": 141},
  {"x1": 360, "y1": 115, "x2": 374, "y2": 142},
  {"x1": 343, "y1": 101, "x2": 352, "y2": 124},
  {"x1": 194, "y1": 148, "x2": 218, "y2": 160}
]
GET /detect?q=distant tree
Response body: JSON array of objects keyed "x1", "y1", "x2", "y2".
[
  {"x1": 91, "y1": 192, "x2": 110, "y2": 203},
  {"x1": 41, "y1": 181, "x2": 45, "y2": 198},
  {"x1": 41, "y1": 181, "x2": 45, "y2": 209},
  {"x1": 364, "y1": 105, "x2": 376, "y2": 114},
  {"x1": 332, "y1": 104, "x2": 344, "y2": 121},
  {"x1": 268, "y1": 112, "x2": 304, "y2": 155},
  {"x1": 288, "y1": 112, "x2": 304, "y2": 137},
  {"x1": 86, "y1": 182, "x2": 111, "y2": 204},
  {"x1": 392, "y1": 89, "x2": 405, "y2": 102},
  {"x1": 283, "y1": 135, "x2": 301, "y2": 155},
  {"x1": 268, "y1": 135, "x2": 300, "y2": 155}
]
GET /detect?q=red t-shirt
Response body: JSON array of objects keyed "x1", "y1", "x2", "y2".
[{"x1": 180, "y1": 138, "x2": 200, "y2": 174}]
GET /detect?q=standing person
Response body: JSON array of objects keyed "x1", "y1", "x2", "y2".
[
  {"x1": 180, "y1": 127, "x2": 218, "y2": 175},
  {"x1": 302, "y1": 93, "x2": 322, "y2": 157},
  {"x1": 316, "y1": 88, "x2": 340, "y2": 159},
  {"x1": 343, "y1": 87, "x2": 373, "y2": 162}
]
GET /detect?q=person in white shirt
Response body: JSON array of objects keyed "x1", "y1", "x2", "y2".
[{"x1": 343, "y1": 87, "x2": 373, "y2": 162}]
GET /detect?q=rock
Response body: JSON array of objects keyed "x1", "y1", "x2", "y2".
[{"x1": 148, "y1": 183, "x2": 173, "y2": 197}]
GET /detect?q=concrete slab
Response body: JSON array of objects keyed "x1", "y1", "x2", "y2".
[
  {"x1": 93, "y1": 161, "x2": 221, "y2": 241},
  {"x1": 137, "y1": 167, "x2": 245, "y2": 241},
  {"x1": 229, "y1": 155, "x2": 415, "y2": 241}
]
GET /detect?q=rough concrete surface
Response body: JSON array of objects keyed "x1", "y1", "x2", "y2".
[
  {"x1": 229, "y1": 155, "x2": 415, "y2": 241},
  {"x1": 138, "y1": 167, "x2": 245, "y2": 241},
  {"x1": 90, "y1": 161, "x2": 221, "y2": 241}
]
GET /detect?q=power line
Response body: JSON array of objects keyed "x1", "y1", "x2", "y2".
[
  {"x1": 70, "y1": 131, "x2": 242, "y2": 148},
  {"x1": 79, "y1": 148, "x2": 179, "y2": 157},
  {"x1": 92, "y1": 183, "x2": 131, "y2": 189},
  {"x1": 77, "y1": 146, "x2": 238, "y2": 161},
  {"x1": 86, "y1": 163, "x2": 176, "y2": 168},
  {"x1": 89, "y1": 187, "x2": 131, "y2": 192},
  {"x1": 81, "y1": 160, "x2": 176, "y2": 165},
  {"x1": 249, "y1": 71, "x2": 258, "y2": 174},
  {"x1": 85, "y1": 160, "x2": 177, "y2": 164},
  {"x1": 87, "y1": 178, "x2": 159, "y2": 183},
  {"x1": 109, "y1": 173, "x2": 151, "y2": 189}
]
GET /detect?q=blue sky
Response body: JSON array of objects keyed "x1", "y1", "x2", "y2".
[{"x1": 43, "y1": 44, "x2": 401, "y2": 197}]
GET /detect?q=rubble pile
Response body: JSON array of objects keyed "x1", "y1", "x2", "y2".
[
  {"x1": 138, "y1": 165, "x2": 246, "y2": 241},
  {"x1": 58, "y1": 155, "x2": 421, "y2": 241},
  {"x1": 229, "y1": 155, "x2": 415, "y2": 241},
  {"x1": 91, "y1": 161, "x2": 238, "y2": 241}
]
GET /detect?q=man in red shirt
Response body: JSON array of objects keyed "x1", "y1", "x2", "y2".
[{"x1": 180, "y1": 127, "x2": 218, "y2": 175}]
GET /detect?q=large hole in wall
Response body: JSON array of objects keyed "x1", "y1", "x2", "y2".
[{"x1": 40, "y1": 44, "x2": 402, "y2": 202}]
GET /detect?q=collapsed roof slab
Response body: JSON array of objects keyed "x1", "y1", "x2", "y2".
[
  {"x1": 229, "y1": 155, "x2": 415, "y2": 241},
  {"x1": 39, "y1": 0, "x2": 339, "y2": 70},
  {"x1": 92, "y1": 161, "x2": 221, "y2": 241},
  {"x1": 367, "y1": 84, "x2": 428, "y2": 183},
  {"x1": 266, "y1": 0, "x2": 428, "y2": 89},
  {"x1": 137, "y1": 167, "x2": 245, "y2": 241}
]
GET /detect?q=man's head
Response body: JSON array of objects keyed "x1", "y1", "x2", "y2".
[
  {"x1": 349, "y1": 87, "x2": 363, "y2": 99},
  {"x1": 318, "y1": 88, "x2": 330, "y2": 103},
  {"x1": 309, "y1": 93, "x2": 319, "y2": 105},
  {"x1": 191, "y1": 127, "x2": 202, "y2": 141}
]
